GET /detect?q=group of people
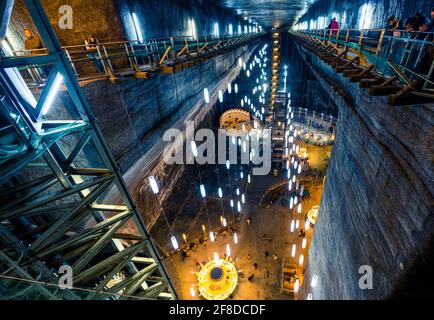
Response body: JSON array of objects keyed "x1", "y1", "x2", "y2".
[
  {"x1": 385, "y1": 9, "x2": 434, "y2": 76},
  {"x1": 324, "y1": 8, "x2": 434, "y2": 34},
  {"x1": 386, "y1": 9, "x2": 434, "y2": 35},
  {"x1": 402, "y1": 9, "x2": 434, "y2": 33}
]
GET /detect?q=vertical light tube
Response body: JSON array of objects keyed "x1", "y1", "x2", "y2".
[
  {"x1": 42, "y1": 73, "x2": 64, "y2": 115},
  {"x1": 132, "y1": 12, "x2": 144, "y2": 43}
]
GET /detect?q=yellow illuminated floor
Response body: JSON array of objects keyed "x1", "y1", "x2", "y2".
[{"x1": 197, "y1": 259, "x2": 238, "y2": 300}]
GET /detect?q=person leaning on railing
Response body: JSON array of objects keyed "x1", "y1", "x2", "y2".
[
  {"x1": 419, "y1": 8, "x2": 434, "y2": 33},
  {"x1": 405, "y1": 12, "x2": 430, "y2": 35},
  {"x1": 24, "y1": 28, "x2": 42, "y2": 51},
  {"x1": 24, "y1": 28, "x2": 50, "y2": 80},
  {"x1": 385, "y1": 16, "x2": 403, "y2": 37},
  {"x1": 417, "y1": 9, "x2": 434, "y2": 79},
  {"x1": 405, "y1": 9, "x2": 434, "y2": 79},
  {"x1": 84, "y1": 35, "x2": 104, "y2": 73}
]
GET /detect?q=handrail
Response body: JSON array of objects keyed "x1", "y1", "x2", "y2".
[
  {"x1": 6, "y1": 33, "x2": 263, "y2": 84},
  {"x1": 292, "y1": 28, "x2": 434, "y2": 92}
]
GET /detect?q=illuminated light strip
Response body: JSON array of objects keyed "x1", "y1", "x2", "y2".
[
  {"x1": 42, "y1": 73, "x2": 63, "y2": 115},
  {"x1": 149, "y1": 176, "x2": 159, "y2": 194},
  {"x1": 132, "y1": 12, "x2": 144, "y2": 43},
  {"x1": 203, "y1": 88, "x2": 210, "y2": 103},
  {"x1": 171, "y1": 236, "x2": 179, "y2": 250}
]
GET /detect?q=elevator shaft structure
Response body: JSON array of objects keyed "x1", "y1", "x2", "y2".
[
  {"x1": 269, "y1": 30, "x2": 281, "y2": 109},
  {"x1": 0, "y1": 0, "x2": 176, "y2": 300}
]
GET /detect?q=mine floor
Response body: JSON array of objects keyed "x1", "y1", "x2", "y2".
[{"x1": 158, "y1": 141, "x2": 332, "y2": 299}]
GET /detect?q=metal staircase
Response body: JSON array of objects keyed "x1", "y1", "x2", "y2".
[{"x1": 0, "y1": 0, "x2": 176, "y2": 300}]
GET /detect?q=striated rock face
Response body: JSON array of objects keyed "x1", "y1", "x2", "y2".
[
  {"x1": 115, "y1": 0, "x2": 243, "y2": 40},
  {"x1": 299, "y1": 0, "x2": 432, "y2": 30},
  {"x1": 297, "y1": 43, "x2": 434, "y2": 299}
]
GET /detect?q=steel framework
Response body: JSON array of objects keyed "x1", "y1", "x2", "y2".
[{"x1": 0, "y1": 0, "x2": 177, "y2": 299}]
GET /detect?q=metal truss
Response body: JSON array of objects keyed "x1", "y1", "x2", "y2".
[{"x1": 0, "y1": 0, "x2": 176, "y2": 299}]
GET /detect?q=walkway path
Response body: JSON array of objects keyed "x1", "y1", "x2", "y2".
[{"x1": 169, "y1": 142, "x2": 332, "y2": 300}]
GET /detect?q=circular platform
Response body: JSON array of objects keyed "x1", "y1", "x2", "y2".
[
  {"x1": 197, "y1": 259, "x2": 238, "y2": 300},
  {"x1": 219, "y1": 109, "x2": 253, "y2": 133}
]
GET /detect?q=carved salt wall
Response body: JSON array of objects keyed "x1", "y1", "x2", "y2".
[{"x1": 296, "y1": 42, "x2": 434, "y2": 299}]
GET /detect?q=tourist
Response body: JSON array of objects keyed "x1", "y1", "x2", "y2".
[
  {"x1": 254, "y1": 263, "x2": 258, "y2": 270},
  {"x1": 385, "y1": 16, "x2": 403, "y2": 36},
  {"x1": 404, "y1": 16, "x2": 419, "y2": 33},
  {"x1": 415, "y1": 12, "x2": 429, "y2": 31},
  {"x1": 24, "y1": 28, "x2": 43, "y2": 51},
  {"x1": 405, "y1": 13, "x2": 429, "y2": 34},
  {"x1": 416, "y1": 9, "x2": 434, "y2": 77},
  {"x1": 419, "y1": 8, "x2": 434, "y2": 33},
  {"x1": 85, "y1": 35, "x2": 104, "y2": 73},
  {"x1": 327, "y1": 18, "x2": 340, "y2": 31},
  {"x1": 429, "y1": 8, "x2": 434, "y2": 31},
  {"x1": 24, "y1": 28, "x2": 48, "y2": 79}
]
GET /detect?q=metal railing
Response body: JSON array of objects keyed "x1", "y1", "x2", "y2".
[
  {"x1": 291, "y1": 107, "x2": 337, "y2": 133},
  {"x1": 294, "y1": 28, "x2": 434, "y2": 92},
  {"x1": 8, "y1": 33, "x2": 263, "y2": 84}
]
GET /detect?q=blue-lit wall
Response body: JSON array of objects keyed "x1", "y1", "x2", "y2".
[
  {"x1": 115, "y1": 0, "x2": 252, "y2": 41},
  {"x1": 296, "y1": 0, "x2": 432, "y2": 30},
  {"x1": 10, "y1": 0, "x2": 254, "y2": 49}
]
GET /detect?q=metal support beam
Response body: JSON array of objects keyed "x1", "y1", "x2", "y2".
[
  {"x1": 0, "y1": 0, "x2": 13, "y2": 41},
  {"x1": 0, "y1": 0, "x2": 177, "y2": 300}
]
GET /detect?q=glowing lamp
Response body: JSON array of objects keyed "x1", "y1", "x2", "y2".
[
  {"x1": 302, "y1": 237, "x2": 307, "y2": 249},
  {"x1": 299, "y1": 254, "x2": 304, "y2": 266},
  {"x1": 294, "y1": 279, "x2": 300, "y2": 293},
  {"x1": 171, "y1": 236, "x2": 179, "y2": 250},
  {"x1": 190, "y1": 286, "x2": 196, "y2": 297},
  {"x1": 200, "y1": 184, "x2": 206, "y2": 198},
  {"x1": 149, "y1": 176, "x2": 159, "y2": 194},
  {"x1": 204, "y1": 88, "x2": 210, "y2": 103}
]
